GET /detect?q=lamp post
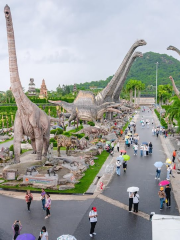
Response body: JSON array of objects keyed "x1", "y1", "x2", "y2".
[{"x1": 156, "y1": 62, "x2": 158, "y2": 106}]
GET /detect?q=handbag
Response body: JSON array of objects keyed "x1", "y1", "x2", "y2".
[{"x1": 165, "y1": 199, "x2": 168, "y2": 203}]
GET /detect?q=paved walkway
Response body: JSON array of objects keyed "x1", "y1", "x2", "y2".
[{"x1": 0, "y1": 107, "x2": 179, "y2": 240}]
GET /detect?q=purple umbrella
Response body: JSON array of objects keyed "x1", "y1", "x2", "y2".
[{"x1": 17, "y1": 234, "x2": 36, "y2": 240}]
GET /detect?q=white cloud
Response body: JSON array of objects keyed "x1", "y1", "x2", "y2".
[{"x1": 0, "y1": 0, "x2": 180, "y2": 91}]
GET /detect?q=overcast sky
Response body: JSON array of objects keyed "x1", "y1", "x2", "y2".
[{"x1": 0, "y1": 0, "x2": 180, "y2": 92}]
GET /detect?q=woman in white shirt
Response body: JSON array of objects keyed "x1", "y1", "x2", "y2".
[
  {"x1": 133, "y1": 192, "x2": 140, "y2": 213},
  {"x1": 39, "y1": 226, "x2": 48, "y2": 240},
  {"x1": 89, "y1": 207, "x2": 98, "y2": 238}
]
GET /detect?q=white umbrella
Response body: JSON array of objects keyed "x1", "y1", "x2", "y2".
[
  {"x1": 154, "y1": 162, "x2": 163, "y2": 168},
  {"x1": 57, "y1": 235, "x2": 77, "y2": 240},
  {"x1": 127, "y1": 186, "x2": 139, "y2": 192}
]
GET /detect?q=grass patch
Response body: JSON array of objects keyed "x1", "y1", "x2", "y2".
[
  {"x1": 0, "y1": 151, "x2": 109, "y2": 194},
  {"x1": 0, "y1": 137, "x2": 13, "y2": 145}
]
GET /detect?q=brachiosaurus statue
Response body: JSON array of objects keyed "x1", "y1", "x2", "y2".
[
  {"x1": 4, "y1": 5, "x2": 50, "y2": 162},
  {"x1": 169, "y1": 76, "x2": 180, "y2": 99},
  {"x1": 167, "y1": 46, "x2": 180, "y2": 99},
  {"x1": 167, "y1": 45, "x2": 180, "y2": 56},
  {"x1": 95, "y1": 39, "x2": 146, "y2": 105},
  {"x1": 112, "y1": 52, "x2": 143, "y2": 102}
]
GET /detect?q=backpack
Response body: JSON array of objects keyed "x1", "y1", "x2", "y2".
[{"x1": 14, "y1": 224, "x2": 19, "y2": 240}]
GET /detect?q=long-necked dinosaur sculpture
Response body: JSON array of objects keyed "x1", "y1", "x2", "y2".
[
  {"x1": 4, "y1": 5, "x2": 50, "y2": 162},
  {"x1": 95, "y1": 39, "x2": 146, "y2": 104},
  {"x1": 169, "y1": 76, "x2": 180, "y2": 99},
  {"x1": 167, "y1": 45, "x2": 180, "y2": 56},
  {"x1": 112, "y1": 52, "x2": 143, "y2": 102},
  {"x1": 167, "y1": 46, "x2": 180, "y2": 99},
  {"x1": 49, "y1": 91, "x2": 121, "y2": 125}
]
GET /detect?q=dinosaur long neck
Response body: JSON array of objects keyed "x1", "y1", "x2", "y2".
[
  {"x1": 171, "y1": 78, "x2": 180, "y2": 99},
  {"x1": 172, "y1": 47, "x2": 180, "y2": 56},
  {"x1": 95, "y1": 42, "x2": 139, "y2": 104},
  {"x1": 112, "y1": 53, "x2": 141, "y2": 102},
  {"x1": 4, "y1": 5, "x2": 32, "y2": 114}
]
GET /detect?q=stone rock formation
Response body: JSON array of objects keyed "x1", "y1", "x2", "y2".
[
  {"x1": 39, "y1": 79, "x2": 48, "y2": 99},
  {"x1": 4, "y1": 5, "x2": 50, "y2": 162}
]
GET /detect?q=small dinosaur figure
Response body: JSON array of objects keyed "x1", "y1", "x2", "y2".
[
  {"x1": 55, "y1": 135, "x2": 80, "y2": 157},
  {"x1": 4, "y1": 5, "x2": 50, "y2": 162},
  {"x1": 26, "y1": 166, "x2": 37, "y2": 175}
]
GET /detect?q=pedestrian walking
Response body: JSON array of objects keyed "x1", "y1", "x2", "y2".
[
  {"x1": 133, "y1": 143, "x2": 138, "y2": 155},
  {"x1": 133, "y1": 125, "x2": 136, "y2": 133},
  {"x1": 156, "y1": 129, "x2": 159, "y2": 138},
  {"x1": 25, "y1": 190, "x2": 33, "y2": 212},
  {"x1": 152, "y1": 119, "x2": 154, "y2": 125},
  {"x1": 165, "y1": 184, "x2": 171, "y2": 208},
  {"x1": 45, "y1": 194, "x2": 51, "y2": 219},
  {"x1": 123, "y1": 161, "x2": 127, "y2": 172},
  {"x1": 41, "y1": 189, "x2": 46, "y2": 210},
  {"x1": 116, "y1": 160, "x2": 121, "y2": 176},
  {"x1": 129, "y1": 192, "x2": 134, "y2": 212},
  {"x1": 117, "y1": 141, "x2": 119, "y2": 152},
  {"x1": 38, "y1": 226, "x2": 48, "y2": 240},
  {"x1": 111, "y1": 141, "x2": 114, "y2": 151},
  {"x1": 89, "y1": 207, "x2": 98, "y2": 238},
  {"x1": 155, "y1": 168, "x2": 161, "y2": 180},
  {"x1": 166, "y1": 165, "x2": 171, "y2": 180},
  {"x1": 140, "y1": 144, "x2": 144, "y2": 157},
  {"x1": 149, "y1": 142, "x2": 153, "y2": 154},
  {"x1": 133, "y1": 192, "x2": 140, "y2": 213},
  {"x1": 158, "y1": 187, "x2": 166, "y2": 210},
  {"x1": 172, "y1": 150, "x2": 177, "y2": 163},
  {"x1": 12, "y1": 220, "x2": 22, "y2": 240},
  {"x1": 143, "y1": 145, "x2": 146, "y2": 156},
  {"x1": 145, "y1": 145, "x2": 149, "y2": 156},
  {"x1": 130, "y1": 136, "x2": 133, "y2": 144}
]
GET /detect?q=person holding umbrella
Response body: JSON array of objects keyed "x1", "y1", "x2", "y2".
[
  {"x1": 127, "y1": 186, "x2": 139, "y2": 212},
  {"x1": 116, "y1": 160, "x2": 121, "y2": 176},
  {"x1": 133, "y1": 191, "x2": 140, "y2": 213},
  {"x1": 165, "y1": 184, "x2": 171, "y2": 208},
  {"x1": 12, "y1": 220, "x2": 22, "y2": 240},
  {"x1": 155, "y1": 167, "x2": 161, "y2": 180},
  {"x1": 158, "y1": 187, "x2": 166, "y2": 210},
  {"x1": 166, "y1": 165, "x2": 171, "y2": 180}
]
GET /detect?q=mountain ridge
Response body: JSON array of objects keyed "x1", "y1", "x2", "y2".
[{"x1": 69, "y1": 52, "x2": 180, "y2": 90}]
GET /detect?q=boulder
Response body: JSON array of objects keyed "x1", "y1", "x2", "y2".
[
  {"x1": 59, "y1": 184, "x2": 75, "y2": 190},
  {"x1": 105, "y1": 133, "x2": 117, "y2": 141},
  {"x1": 58, "y1": 179, "x2": 68, "y2": 185}
]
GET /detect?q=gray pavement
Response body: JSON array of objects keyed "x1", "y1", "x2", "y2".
[
  {"x1": 0, "y1": 139, "x2": 13, "y2": 148},
  {"x1": 0, "y1": 107, "x2": 179, "y2": 240}
]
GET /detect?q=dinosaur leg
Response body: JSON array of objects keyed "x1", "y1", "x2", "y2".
[
  {"x1": 31, "y1": 138, "x2": 36, "y2": 154},
  {"x1": 68, "y1": 113, "x2": 76, "y2": 127},
  {"x1": 57, "y1": 146, "x2": 60, "y2": 157},
  {"x1": 34, "y1": 128, "x2": 43, "y2": 160},
  {"x1": 43, "y1": 137, "x2": 50, "y2": 157},
  {"x1": 14, "y1": 113, "x2": 23, "y2": 163}
]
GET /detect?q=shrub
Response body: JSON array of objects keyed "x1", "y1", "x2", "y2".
[
  {"x1": 87, "y1": 121, "x2": 95, "y2": 126},
  {"x1": 9, "y1": 144, "x2": 22, "y2": 154},
  {"x1": 50, "y1": 128, "x2": 63, "y2": 134},
  {"x1": 50, "y1": 138, "x2": 55, "y2": 142}
]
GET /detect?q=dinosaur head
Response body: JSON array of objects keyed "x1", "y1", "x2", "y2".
[
  {"x1": 169, "y1": 76, "x2": 173, "y2": 81},
  {"x1": 133, "y1": 51, "x2": 143, "y2": 58},
  {"x1": 167, "y1": 45, "x2": 175, "y2": 51},
  {"x1": 135, "y1": 39, "x2": 147, "y2": 47},
  {"x1": 4, "y1": 5, "x2": 11, "y2": 20}
]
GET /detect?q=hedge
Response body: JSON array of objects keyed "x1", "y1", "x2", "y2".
[{"x1": 154, "y1": 109, "x2": 168, "y2": 129}]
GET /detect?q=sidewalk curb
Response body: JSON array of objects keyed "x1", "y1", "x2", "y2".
[{"x1": 153, "y1": 110, "x2": 180, "y2": 214}]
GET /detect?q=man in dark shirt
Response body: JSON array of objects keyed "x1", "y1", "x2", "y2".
[{"x1": 165, "y1": 184, "x2": 171, "y2": 207}]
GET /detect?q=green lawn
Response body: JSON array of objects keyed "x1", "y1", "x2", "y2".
[
  {"x1": 0, "y1": 137, "x2": 13, "y2": 145},
  {"x1": 0, "y1": 151, "x2": 109, "y2": 194}
]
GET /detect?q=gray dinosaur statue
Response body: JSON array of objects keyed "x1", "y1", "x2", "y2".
[
  {"x1": 169, "y1": 76, "x2": 180, "y2": 99},
  {"x1": 4, "y1": 5, "x2": 50, "y2": 162},
  {"x1": 95, "y1": 40, "x2": 146, "y2": 104},
  {"x1": 112, "y1": 52, "x2": 143, "y2": 102},
  {"x1": 167, "y1": 46, "x2": 180, "y2": 99},
  {"x1": 167, "y1": 45, "x2": 180, "y2": 56},
  {"x1": 49, "y1": 92, "x2": 121, "y2": 125}
]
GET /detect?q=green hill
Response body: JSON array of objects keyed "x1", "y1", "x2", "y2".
[{"x1": 69, "y1": 52, "x2": 180, "y2": 90}]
